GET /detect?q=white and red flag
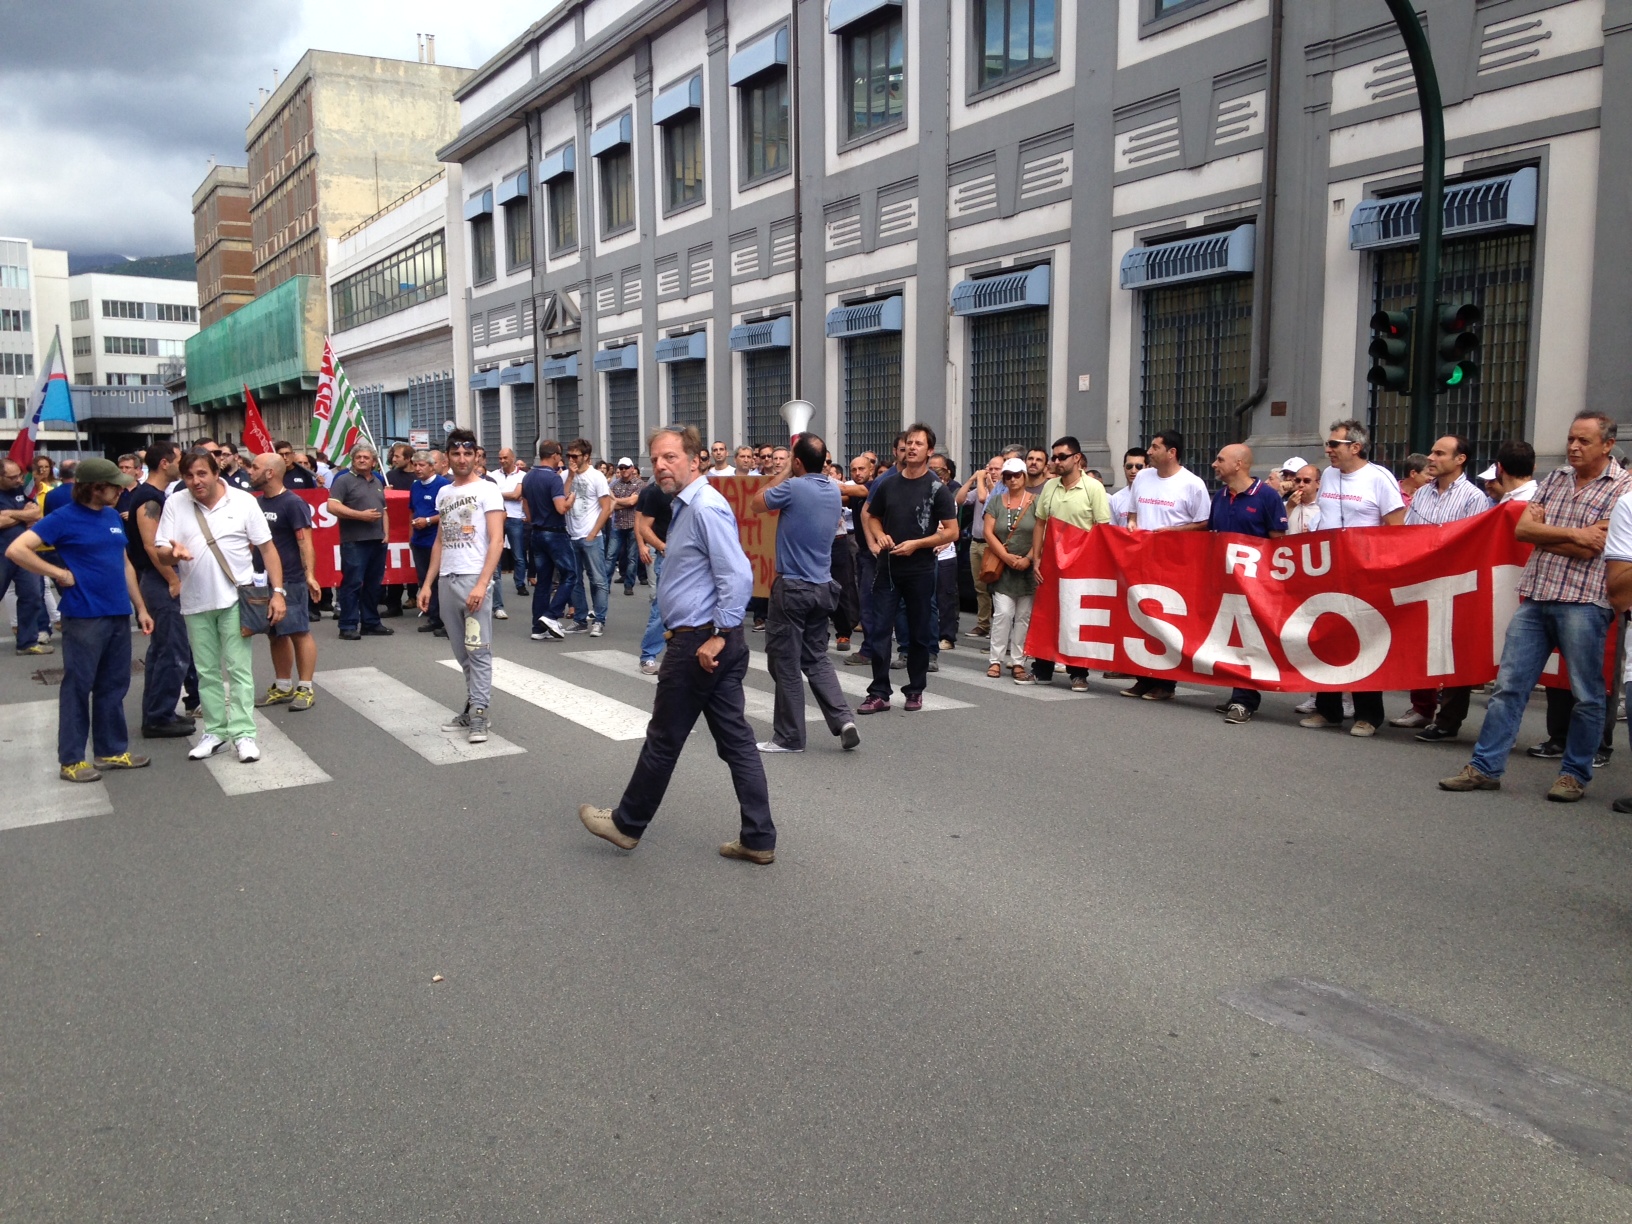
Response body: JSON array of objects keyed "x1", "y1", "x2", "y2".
[{"x1": 306, "y1": 338, "x2": 374, "y2": 471}]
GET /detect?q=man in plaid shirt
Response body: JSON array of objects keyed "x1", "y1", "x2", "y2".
[{"x1": 1442, "y1": 411, "x2": 1629, "y2": 801}]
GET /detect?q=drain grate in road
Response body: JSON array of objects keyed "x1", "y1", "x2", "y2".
[{"x1": 32, "y1": 659, "x2": 143, "y2": 685}]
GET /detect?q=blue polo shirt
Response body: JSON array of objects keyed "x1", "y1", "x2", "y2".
[
  {"x1": 31, "y1": 502, "x2": 133, "y2": 618},
  {"x1": 0, "y1": 485, "x2": 31, "y2": 547},
  {"x1": 521, "y1": 465, "x2": 567, "y2": 532},
  {"x1": 409, "y1": 475, "x2": 449, "y2": 548},
  {"x1": 763, "y1": 473, "x2": 841, "y2": 584},
  {"x1": 1208, "y1": 479, "x2": 1289, "y2": 538}
]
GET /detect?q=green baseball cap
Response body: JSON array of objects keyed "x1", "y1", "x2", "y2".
[{"x1": 76, "y1": 457, "x2": 135, "y2": 488}]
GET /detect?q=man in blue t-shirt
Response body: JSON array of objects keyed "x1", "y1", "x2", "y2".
[
  {"x1": 523, "y1": 439, "x2": 573, "y2": 640},
  {"x1": 408, "y1": 450, "x2": 450, "y2": 636},
  {"x1": 749, "y1": 432, "x2": 858, "y2": 754},
  {"x1": 0, "y1": 457, "x2": 47, "y2": 655},
  {"x1": 1207, "y1": 442, "x2": 1288, "y2": 726},
  {"x1": 5, "y1": 458, "x2": 155, "y2": 781}
]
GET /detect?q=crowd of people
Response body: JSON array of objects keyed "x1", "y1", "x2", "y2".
[{"x1": 8, "y1": 405, "x2": 1632, "y2": 851}]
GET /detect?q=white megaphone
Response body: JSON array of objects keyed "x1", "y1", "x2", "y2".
[{"x1": 780, "y1": 399, "x2": 815, "y2": 440}]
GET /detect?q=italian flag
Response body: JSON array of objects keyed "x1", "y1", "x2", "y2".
[{"x1": 307, "y1": 338, "x2": 375, "y2": 470}]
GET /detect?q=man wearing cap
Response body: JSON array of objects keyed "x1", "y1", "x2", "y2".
[
  {"x1": 607, "y1": 458, "x2": 645, "y2": 597},
  {"x1": 1391, "y1": 434, "x2": 1490, "y2": 741},
  {"x1": 1285, "y1": 463, "x2": 1321, "y2": 534},
  {"x1": 5, "y1": 458, "x2": 155, "y2": 782}
]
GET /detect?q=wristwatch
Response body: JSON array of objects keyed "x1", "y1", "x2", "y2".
[{"x1": 273, "y1": 587, "x2": 287, "y2": 596}]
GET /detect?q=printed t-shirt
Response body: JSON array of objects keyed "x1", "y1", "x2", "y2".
[
  {"x1": 521, "y1": 466, "x2": 566, "y2": 531},
  {"x1": 565, "y1": 466, "x2": 611, "y2": 539},
  {"x1": 495, "y1": 468, "x2": 527, "y2": 520},
  {"x1": 410, "y1": 476, "x2": 450, "y2": 548},
  {"x1": 329, "y1": 470, "x2": 387, "y2": 543},
  {"x1": 283, "y1": 466, "x2": 319, "y2": 490},
  {"x1": 635, "y1": 481, "x2": 673, "y2": 543},
  {"x1": 435, "y1": 479, "x2": 505, "y2": 576},
  {"x1": 31, "y1": 502, "x2": 132, "y2": 619},
  {"x1": 1317, "y1": 463, "x2": 1404, "y2": 529},
  {"x1": 763, "y1": 474, "x2": 841, "y2": 584},
  {"x1": 154, "y1": 485, "x2": 273, "y2": 615},
  {"x1": 864, "y1": 470, "x2": 956, "y2": 577},
  {"x1": 257, "y1": 490, "x2": 313, "y2": 583},
  {"x1": 1130, "y1": 467, "x2": 1209, "y2": 530},
  {"x1": 122, "y1": 482, "x2": 166, "y2": 573},
  {"x1": 1108, "y1": 485, "x2": 1136, "y2": 528}
]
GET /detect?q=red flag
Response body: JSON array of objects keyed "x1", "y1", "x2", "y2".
[{"x1": 242, "y1": 385, "x2": 275, "y2": 456}]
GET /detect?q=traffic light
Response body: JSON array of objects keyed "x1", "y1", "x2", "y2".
[
  {"x1": 1435, "y1": 301, "x2": 1481, "y2": 390},
  {"x1": 1367, "y1": 308, "x2": 1412, "y2": 393}
]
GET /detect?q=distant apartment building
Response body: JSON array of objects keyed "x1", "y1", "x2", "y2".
[
  {"x1": 186, "y1": 49, "x2": 472, "y2": 442},
  {"x1": 0, "y1": 237, "x2": 70, "y2": 435},
  {"x1": 68, "y1": 272, "x2": 199, "y2": 388},
  {"x1": 327, "y1": 168, "x2": 469, "y2": 448},
  {"x1": 436, "y1": 0, "x2": 1631, "y2": 479},
  {"x1": 193, "y1": 165, "x2": 255, "y2": 327}
]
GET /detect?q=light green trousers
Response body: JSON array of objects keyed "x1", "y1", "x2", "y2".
[{"x1": 185, "y1": 605, "x2": 256, "y2": 741}]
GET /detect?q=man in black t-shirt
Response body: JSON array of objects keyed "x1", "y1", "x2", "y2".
[
  {"x1": 635, "y1": 478, "x2": 674, "y2": 670},
  {"x1": 251, "y1": 455, "x2": 320, "y2": 710},
  {"x1": 858, "y1": 423, "x2": 957, "y2": 713},
  {"x1": 125, "y1": 442, "x2": 200, "y2": 736}
]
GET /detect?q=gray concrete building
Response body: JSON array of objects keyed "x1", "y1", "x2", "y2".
[{"x1": 438, "y1": 0, "x2": 1624, "y2": 479}]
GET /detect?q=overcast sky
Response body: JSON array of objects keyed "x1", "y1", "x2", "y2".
[{"x1": 0, "y1": 0, "x2": 545, "y2": 258}]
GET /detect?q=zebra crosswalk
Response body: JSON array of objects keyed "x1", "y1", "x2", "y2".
[{"x1": 2, "y1": 636, "x2": 1108, "y2": 833}]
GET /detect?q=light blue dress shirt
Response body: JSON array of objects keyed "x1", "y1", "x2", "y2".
[{"x1": 656, "y1": 475, "x2": 752, "y2": 629}]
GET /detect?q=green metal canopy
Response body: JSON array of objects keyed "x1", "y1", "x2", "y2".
[{"x1": 184, "y1": 275, "x2": 325, "y2": 411}]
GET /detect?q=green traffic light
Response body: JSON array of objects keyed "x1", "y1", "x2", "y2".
[{"x1": 1446, "y1": 366, "x2": 1464, "y2": 387}]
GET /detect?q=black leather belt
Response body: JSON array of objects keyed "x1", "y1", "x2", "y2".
[{"x1": 664, "y1": 622, "x2": 719, "y2": 640}]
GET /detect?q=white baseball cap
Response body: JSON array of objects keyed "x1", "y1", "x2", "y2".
[
  {"x1": 616, "y1": 457, "x2": 634, "y2": 468},
  {"x1": 1000, "y1": 457, "x2": 1027, "y2": 475},
  {"x1": 1279, "y1": 456, "x2": 1310, "y2": 472},
  {"x1": 1477, "y1": 464, "x2": 1497, "y2": 481}
]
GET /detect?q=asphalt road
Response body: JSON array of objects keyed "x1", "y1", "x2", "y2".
[{"x1": 4, "y1": 599, "x2": 1632, "y2": 1221}]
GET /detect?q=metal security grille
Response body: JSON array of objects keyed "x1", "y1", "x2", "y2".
[
  {"x1": 356, "y1": 384, "x2": 385, "y2": 451},
  {"x1": 669, "y1": 360, "x2": 708, "y2": 432},
  {"x1": 1140, "y1": 276, "x2": 1253, "y2": 481},
  {"x1": 968, "y1": 307, "x2": 1049, "y2": 471},
  {"x1": 1367, "y1": 231, "x2": 1533, "y2": 474},
  {"x1": 408, "y1": 372, "x2": 454, "y2": 433},
  {"x1": 606, "y1": 370, "x2": 640, "y2": 464},
  {"x1": 551, "y1": 379, "x2": 580, "y2": 442},
  {"x1": 511, "y1": 384, "x2": 538, "y2": 459},
  {"x1": 744, "y1": 348, "x2": 791, "y2": 446},
  {"x1": 842, "y1": 333, "x2": 902, "y2": 463},
  {"x1": 478, "y1": 388, "x2": 501, "y2": 450}
]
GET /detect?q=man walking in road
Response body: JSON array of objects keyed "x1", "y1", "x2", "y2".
[
  {"x1": 524, "y1": 439, "x2": 573, "y2": 641},
  {"x1": 154, "y1": 450, "x2": 287, "y2": 764},
  {"x1": 578, "y1": 425, "x2": 775, "y2": 864},
  {"x1": 125, "y1": 442, "x2": 200, "y2": 737},
  {"x1": 561, "y1": 438, "x2": 612, "y2": 637},
  {"x1": 328, "y1": 443, "x2": 391, "y2": 641},
  {"x1": 250, "y1": 454, "x2": 320, "y2": 712},
  {"x1": 750, "y1": 431, "x2": 860, "y2": 754},
  {"x1": 4, "y1": 458, "x2": 155, "y2": 782},
  {"x1": 417, "y1": 429, "x2": 506, "y2": 744}
]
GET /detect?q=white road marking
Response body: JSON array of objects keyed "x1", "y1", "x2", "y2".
[
  {"x1": 453, "y1": 656, "x2": 651, "y2": 741},
  {"x1": 203, "y1": 710, "x2": 333, "y2": 795},
  {"x1": 322, "y1": 666, "x2": 526, "y2": 763},
  {"x1": 747, "y1": 651, "x2": 972, "y2": 711},
  {"x1": 0, "y1": 700, "x2": 114, "y2": 829},
  {"x1": 563, "y1": 648, "x2": 821, "y2": 728}
]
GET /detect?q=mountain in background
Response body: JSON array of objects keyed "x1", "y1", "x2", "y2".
[{"x1": 68, "y1": 252, "x2": 196, "y2": 280}]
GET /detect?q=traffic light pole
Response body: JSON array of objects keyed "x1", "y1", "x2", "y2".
[{"x1": 1383, "y1": 0, "x2": 1445, "y2": 457}]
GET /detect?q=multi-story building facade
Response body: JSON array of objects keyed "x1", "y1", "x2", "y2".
[
  {"x1": 0, "y1": 238, "x2": 70, "y2": 431},
  {"x1": 186, "y1": 50, "x2": 472, "y2": 442},
  {"x1": 193, "y1": 165, "x2": 256, "y2": 328},
  {"x1": 438, "y1": 0, "x2": 1628, "y2": 479},
  {"x1": 67, "y1": 273, "x2": 199, "y2": 388},
  {"x1": 326, "y1": 168, "x2": 470, "y2": 448}
]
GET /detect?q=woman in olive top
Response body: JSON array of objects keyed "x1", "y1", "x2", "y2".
[{"x1": 983, "y1": 458, "x2": 1038, "y2": 680}]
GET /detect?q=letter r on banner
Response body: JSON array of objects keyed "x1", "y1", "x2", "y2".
[{"x1": 1059, "y1": 578, "x2": 1117, "y2": 660}]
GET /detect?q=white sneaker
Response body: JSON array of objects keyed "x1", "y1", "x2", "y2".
[
  {"x1": 235, "y1": 737, "x2": 261, "y2": 763},
  {"x1": 1342, "y1": 697, "x2": 1356, "y2": 719},
  {"x1": 589, "y1": 622, "x2": 604, "y2": 638},
  {"x1": 188, "y1": 732, "x2": 228, "y2": 761},
  {"x1": 494, "y1": 608, "x2": 509, "y2": 620},
  {"x1": 1388, "y1": 710, "x2": 1430, "y2": 728},
  {"x1": 639, "y1": 658, "x2": 660, "y2": 675},
  {"x1": 1294, "y1": 696, "x2": 1318, "y2": 714},
  {"x1": 757, "y1": 740, "x2": 802, "y2": 753},
  {"x1": 531, "y1": 616, "x2": 565, "y2": 641}
]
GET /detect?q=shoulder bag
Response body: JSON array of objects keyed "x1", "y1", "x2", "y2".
[
  {"x1": 979, "y1": 493, "x2": 1032, "y2": 586},
  {"x1": 193, "y1": 503, "x2": 271, "y2": 637}
]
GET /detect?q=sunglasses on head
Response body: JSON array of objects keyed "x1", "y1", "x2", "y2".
[{"x1": 448, "y1": 443, "x2": 476, "y2": 454}]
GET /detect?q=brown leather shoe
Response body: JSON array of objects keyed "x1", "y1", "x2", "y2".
[
  {"x1": 719, "y1": 839, "x2": 774, "y2": 865},
  {"x1": 1547, "y1": 774, "x2": 1585, "y2": 803},
  {"x1": 1439, "y1": 764, "x2": 1500, "y2": 792},
  {"x1": 579, "y1": 804, "x2": 639, "y2": 849}
]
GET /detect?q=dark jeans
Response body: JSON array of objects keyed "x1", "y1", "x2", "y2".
[
  {"x1": 611, "y1": 625, "x2": 775, "y2": 851},
  {"x1": 869, "y1": 565, "x2": 936, "y2": 700},
  {"x1": 766, "y1": 576, "x2": 854, "y2": 749},
  {"x1": 830, "y1": 534, "x2": 859, "y2": 640},
  {"x1": 0, "y1": 547, "x2": 44, "y2": 652},
  {"x1": 896, "y1": 580, "x2": 939, "y2": 658},
  {"x1": 1035, "y1": 660, "x2": 1090, "y2": 683},
  {"x1": 936, "y1": 554, "x2": 959, "y2": 642},
  {"x1": 59, "y1": 615, "x2": 131, "y2": 766},
  {"x1": 138, "y1": 568, "x2": 198, "y2": 725},
  {"x1": 1228, "y1": 687, "x2": 1261, "y2": 712},
  {"x1": 504, "y1": 519, "x2": 529, "y2": 592},
  {"x1": 411, "y1": 542, "x2": 442, "y2": 627},
  {"x1": 1317, "y1": 690, "x2": 1384, "y2": 726},
  {"x1": 605, "y1": 524, "x2": 637, "y2": 591},
  {"x1": 855, "y1": 546, "x2": 878, "y2": 660},
  {"x1": 337, "y1": 539, "x2": 386, "y2": 632},
  {"x1": 530, "y1": 529, "x2": 575, "y2": 625}
]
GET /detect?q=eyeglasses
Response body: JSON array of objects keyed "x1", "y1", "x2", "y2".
[
  {"x1": 1294, "y1": 477, "x2": 1317, "y2": 485},
  {"x1": 1324, "y1": 439, "x2": 1357, "y2": 449},
  {"x1": 448, "y1": 444, "x2": 476, "y2": 454},
  {"x1": 1050, "y1": 453, "x2": 1076, "y2": 463}
]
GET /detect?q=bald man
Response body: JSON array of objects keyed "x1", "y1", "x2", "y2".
[
  {"x1": 1207, "y1": 444, "x2": 1288, "y2": 724},
  {"x1": 249, "y1": 453, "x2": 320, "y2": 709}
]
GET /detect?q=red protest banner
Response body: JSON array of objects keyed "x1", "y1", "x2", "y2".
[
  {"x1": 1024, "y1": 505, "x2": 1554, "y2": 692},
  {"x1": 711, "y1": 474, "x2": 779, "y2": 598},
  {"x1": 294, "y1": 489, "x2": 418, "y2": 585}
]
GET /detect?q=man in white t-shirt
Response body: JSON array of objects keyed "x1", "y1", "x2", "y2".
[
  {"x1": 1483, "y1": 440, "x2": 1538, "y2": 505},
  {"x1": 1125, "y1": 430, "x2": 1210, "y2": 700},
  {"x1": 493, "y1": 448, "x2": 529, "y2": 600},
  {"x1": 418, "y1": 428, "x2": 506, "y2": 744},
  {"x1": 153, "y1": 449, "x2": 285, "y2": 764},
  {"x1": 1303, "y1": 418, "x2": 1405, "y2": 738},
  {"x1": 1107, "y1": 448, "x2": 1146, "y2": 528},
  {"x1": 561, "y1": 437, "x2": 613, "y2": 635}
]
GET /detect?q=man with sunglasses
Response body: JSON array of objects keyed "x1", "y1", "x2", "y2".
[
  {"x1": 1284, "y1": 461, "x2": 1321, "y2": 534},
  {"x1": 1125, "y1": 430, "x2": 1209, "y2": 700},
  {"x1": 1107, "y1": 448, "x2": 1146, "y2": 529},
  {"x1": 1026, "y1": 436, "x2": 1111, "y2": 692}
]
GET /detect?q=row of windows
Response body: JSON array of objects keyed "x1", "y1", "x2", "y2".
[
  {"x1": 72, "y1": 336, "x2": 91, "y2": 357},
  {"x1": 105, "y1": 373, "x2": 160, "y2": 386},
  {"x1": 89, "y1": 300, "x2": 199, "y2": 323},
  {"x1": 0, "y1": 309, "x2": 29, "y2": 333},
  {"x1": 0, "y1": 265, "x2": 28, "y2": 290},
  {"x1": 331, "y1": 230, "x2": 448, "y2": 331},
  {"x1": 0, "y1": 352, "x2": 34, "y2": 376},
  {"x1": 100, "y1": 336, "x2": 186, "y2": 357}
]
